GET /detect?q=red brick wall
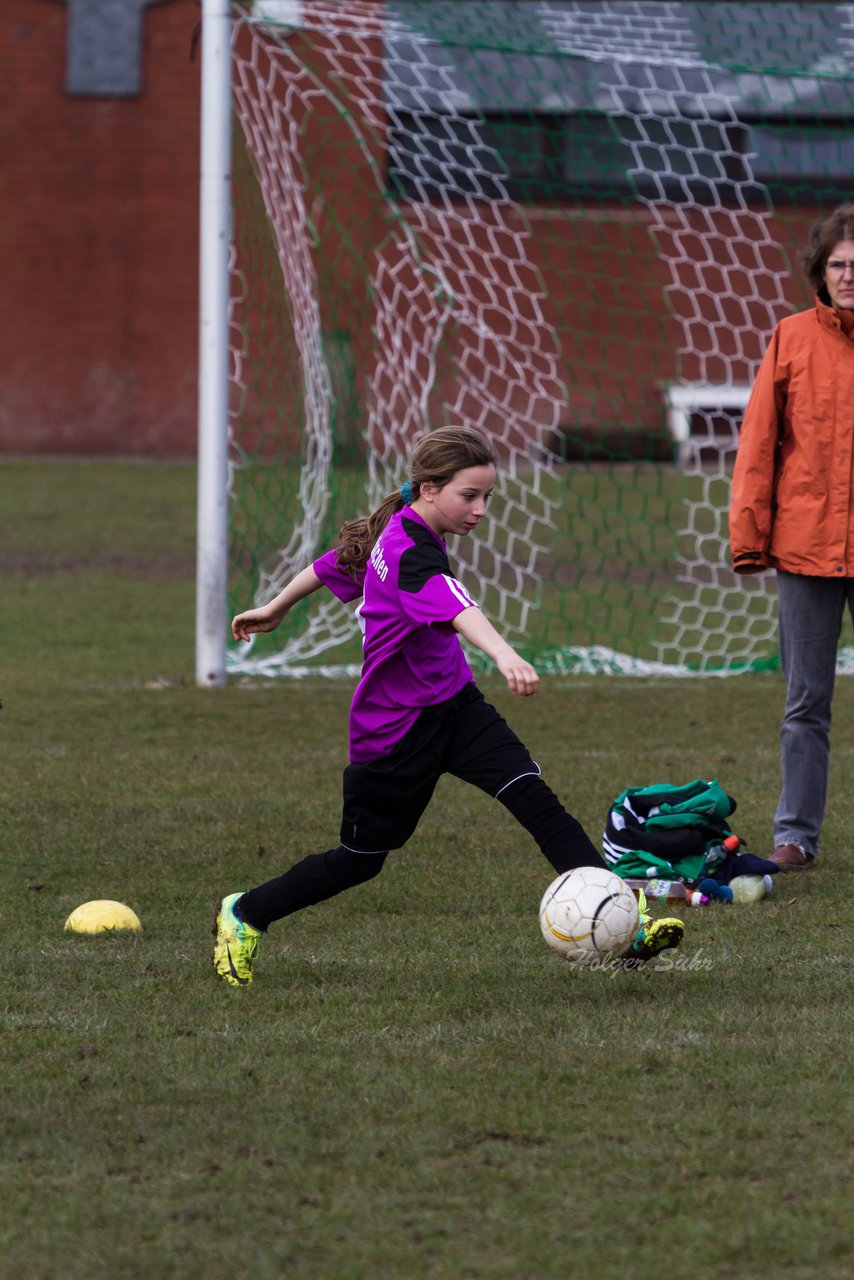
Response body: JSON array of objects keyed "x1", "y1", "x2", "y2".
[
  {"x1": 1, "y1": 0, "x2": 202, "y2": 455},
  {"x1": 0, "y1": 2, "x2": 824, "y2": 459}
]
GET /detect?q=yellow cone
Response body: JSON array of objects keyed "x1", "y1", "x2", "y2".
[{"x1": 64, "y1": 900, "x2": 142, "y2": 934}]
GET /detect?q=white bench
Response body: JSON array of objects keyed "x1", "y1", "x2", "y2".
[{"x1": 664, "y1": 383, "x2": 753, "y2": 466}]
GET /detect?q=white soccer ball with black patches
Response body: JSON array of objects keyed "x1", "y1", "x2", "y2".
[{"x1": 539, "y1": 865, "x2": 639, "y2": 966}]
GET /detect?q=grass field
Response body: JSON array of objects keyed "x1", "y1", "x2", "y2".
[{"x1": 2, "y1": 459, "x2": 852, "y2": 1279}]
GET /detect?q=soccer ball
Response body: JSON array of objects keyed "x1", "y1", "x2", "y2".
[{"x1": 539, "y1": 866, "x2": 639, "y2": 966}]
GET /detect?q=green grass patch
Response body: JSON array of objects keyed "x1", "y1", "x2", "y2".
[{"x1": 1, "y1": 460, "x2": 852, "y2": 1279}]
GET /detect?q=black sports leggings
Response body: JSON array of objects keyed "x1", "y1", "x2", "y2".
[
  {"x1": 496, "y1": 773, "x2": 604, "y2": 875},
  {"x1": 238, "y1": 845, "x2": 386, "y2": 931},
  {"x1": 236, "y1": 774, "x2": 603, "y2": 931}
]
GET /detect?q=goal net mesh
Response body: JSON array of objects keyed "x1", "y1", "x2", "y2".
[{"x1": 225, "y1": 0, "x2": 854, "y2": 677}]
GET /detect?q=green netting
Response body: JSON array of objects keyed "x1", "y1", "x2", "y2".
[{"x1": 226, "y1": 0, "x2": 854, "y2": 677}]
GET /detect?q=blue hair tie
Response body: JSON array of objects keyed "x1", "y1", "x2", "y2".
[{"x1": 400, "y1": 480, "x2": 415, "y2": 503}]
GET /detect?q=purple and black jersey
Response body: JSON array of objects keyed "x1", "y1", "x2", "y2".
[{"x1": 314, "y1": 506, "x2": 478, "y2": 762}]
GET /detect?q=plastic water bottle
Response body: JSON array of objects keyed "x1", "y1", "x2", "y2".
[
  {"x1": 728, "y1": 874, "x2": 773, "y2": 904},
  {"x1": 703, "y1": 833, "x2": 741, "y2": 871},
  {"x1": 626, "y1": 878, "x2": 708, "y2": 907}
]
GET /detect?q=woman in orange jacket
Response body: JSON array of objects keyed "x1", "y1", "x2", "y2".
[{"x1": 730, "y1": 203, "x2": 854, "y2": 872}]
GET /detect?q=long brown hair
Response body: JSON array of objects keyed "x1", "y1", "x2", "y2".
[
  {"x1": 801, "y1": 203, "x2": 854, "y2": 292},
  {"x1": 336, "y1": 425, "x2": 497, "y2": 579}
]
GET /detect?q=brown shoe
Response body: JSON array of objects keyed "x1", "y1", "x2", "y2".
[{"x1": 769, "y1": 843, "x2": 815, "y2": 872}]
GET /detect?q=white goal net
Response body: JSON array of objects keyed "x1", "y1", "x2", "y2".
[{"x1": 223, "y1": 0, "x2": 854, "y2": 677}]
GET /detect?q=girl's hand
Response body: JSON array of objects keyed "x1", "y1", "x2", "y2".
[
  {"x1": 231, "y1": 567, "x2": 324, "y2": 642},
  {"x1": 452, "y1": 606, "x2": 539, "y2": 696},
  {"x1": 231, "y1": 605, "x2": 284, "y2": 642},
  {"x1": 496, "y1": 650, "x2": 539, "y2": 698}
]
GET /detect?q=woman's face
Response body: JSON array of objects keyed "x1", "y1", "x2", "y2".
[
  {"x1": 823, "y1": 238, "x2": 854, "y2": 311},
  {"x1": 415, "y1": 463, "x2": 496, "y2": 538}
]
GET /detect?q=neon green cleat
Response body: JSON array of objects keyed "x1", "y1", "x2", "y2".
[
  {"x1": 212, "y1": 892, "x2": 263, "y2": 987},
  {"x1": 628, "y1": 916, "x2": 685, "y2": 964},
  {"x1": 620, "y1": 889, "x2": 685, "y2": 965}
]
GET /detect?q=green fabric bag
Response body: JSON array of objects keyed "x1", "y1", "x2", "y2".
[{"x1": 603, "y1": 778, "x2": 737, "y2": 884}]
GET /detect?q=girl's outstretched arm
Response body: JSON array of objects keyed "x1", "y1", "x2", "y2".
[
  {"x1": 452, "y1": 607, "x2": 539, "y2": 698},
  {"x1": 232, "y1": 566, "x2": 324, "y2": 641}
]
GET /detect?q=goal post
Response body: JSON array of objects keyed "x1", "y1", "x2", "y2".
[
  {"x1": 196, "y1": 0, "x2": 233, "y2": 687},
  {"x1": 199, "y1": 0, "x2": 854, "y2": 684}
]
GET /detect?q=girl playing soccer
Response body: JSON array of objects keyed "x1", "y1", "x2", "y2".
[{"x1": 213, "y1": 426, "x2": 683, "y2": 984}]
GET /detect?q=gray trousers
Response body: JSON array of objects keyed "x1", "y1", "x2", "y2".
[{"x1": 775, "y1": 569, "x2": 854, "y2": 856}]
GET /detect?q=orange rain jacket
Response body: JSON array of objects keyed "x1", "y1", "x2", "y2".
[{"x1": 730, "y1": 294, "x2": 854, "y2": 577}]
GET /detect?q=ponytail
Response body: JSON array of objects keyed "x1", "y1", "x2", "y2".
[{"x1": 335, "y1": 490, "x2": 406, "y2": 580}]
